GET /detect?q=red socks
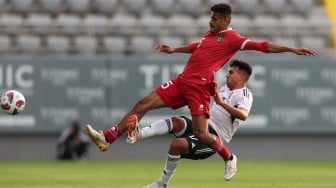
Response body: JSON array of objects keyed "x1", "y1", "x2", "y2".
[
  {"x1": 210, "y1": 136, "x2": 231, "y2": 161},
  {"x1": 103, "y1": 125, "x2": 123, "y2": 144}
]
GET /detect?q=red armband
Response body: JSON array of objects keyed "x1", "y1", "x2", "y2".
[{"x1": 244, "y1": 41, "x2": 269, "y2": 53}]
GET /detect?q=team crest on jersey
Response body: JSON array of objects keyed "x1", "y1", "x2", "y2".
[{"x1": 217, "y1": 34, "x2": 224, "y2": 41}]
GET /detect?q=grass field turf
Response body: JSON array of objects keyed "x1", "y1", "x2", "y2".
[{"x1": 0, "y1": 160, "x2": 335, "y2": 188}]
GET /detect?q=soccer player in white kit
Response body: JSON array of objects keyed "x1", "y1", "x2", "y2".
[{"x1": 128, "y1": 59, "x2": 254, "y2": 188}]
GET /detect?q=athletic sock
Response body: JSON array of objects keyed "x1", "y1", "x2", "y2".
[
  {"x1": 210, "y1": 136, "x2": 231, "y2": 161},
  {"x1": 103, "y1": 125, "x2": 122, "y2": 144},
  {"x1": 140, "y1": 118, "x2": 172, "y2": 139},
  {"x1": 158, "y1": 154, "x2": 181, "y2": 185}
]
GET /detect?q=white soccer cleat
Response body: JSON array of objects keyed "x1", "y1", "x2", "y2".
[
  {"x1": 224, "y1": 153, "x2": 237, "y2": 181},
  {"x1": 85, "y1": 124, "x2": 109, "y2": 152},
  {"x1": 143, "y1": 181, "x2": 167, "y2": 188},
  {"x1": 126, "y1": 114, "x2": 140, "y2": 144}
]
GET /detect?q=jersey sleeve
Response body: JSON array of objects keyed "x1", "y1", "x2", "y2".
[
  {"x1": 188, "y1": 42, "x2": 199, "y2": 53},
  {"x1": 237, "y1": 91, "x2": 253, "y2": 112},
  {"x1": 228, "y1": 31, "x2": 249, "y2": 51},
  {"x1": 243, "y1": 40, "x2": 270, "y2": 53}
]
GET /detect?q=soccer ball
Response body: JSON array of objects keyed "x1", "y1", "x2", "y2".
[{"x1": 0, "y1": 90, "x2": 26, "y2": 115}]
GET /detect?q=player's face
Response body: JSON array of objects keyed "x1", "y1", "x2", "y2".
[
  {"x1": 209, "y1": 12, "x2": 229, "y2": 33},
  {"x1": 226, "y1": 67, "x2": 243, "y2": 89}
]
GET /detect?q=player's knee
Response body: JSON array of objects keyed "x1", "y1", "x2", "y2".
[
  {"x1": 169, "y1": 138, "x2": 188, "y2": 155},
  {"x1": 171, "y1": 116, "x2": 185, "y2": 132}
]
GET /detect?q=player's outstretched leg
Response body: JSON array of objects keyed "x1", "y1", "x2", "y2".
[
  {"x1": 85, "y1": 125, "x2": 109, "y2": 152},
  {"x1": 143, "y1": 181, "x2": 167, "y2": 188},
  {"x1": 126, "y1": 114, "x2": 140, "y2": 144},
  {"x1": 224, "y1": 153, "x2": 237, "y2": 180}
]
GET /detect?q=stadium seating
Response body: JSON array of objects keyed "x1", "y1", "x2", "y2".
[
  {"x1": 46, "y1": 35, "x2": 71, "y2": 54},
  {"x1": 39, "y1": 0, "x2": 63, "y2": 15},
  {"x1": 129, "y1": 36, "x2": 155, "y2": 54},
  {"x1": 151, "y1": 0, "x2": 175, "y2": 17},
  {"x1": 0, "y1": 14, "x2": 24, "y2": 34},
  {"x1": 159, "y1": 36, "x2": 185, "y2": 47},
  {"x1": 9, "y1": 0, "x2": 35, "y2": 14},
  {"x1": 0, "y1": 35, "x2": 11, "y2": 53},
  {"x1": 103, "y1": 36, "x2": 127, "y2": 54},
  {"x1": 16, "y1": 35, "x2": 41, "y2": 54},
  {"x1": 82, "y1": 14, "x2": 109, "y2": 35},
  {"x1": 138, "y1": 14, "x2": 166, "y2": 37},
  {"x1": 0, "y1": 0, "x2": 331, "y2": 55},
  {"x1": 110, "y1": 14, "x2": 138, "y2": 36},
  {"x1": 123, "y1": 0, "x2": 148, "y2": 16},
  {"x1": 74, "y1": 35, "x2": 97, "y2": 54},
  {"x1": 25, "y1": 13, "x2": 53, "y2": 35},
  {"x1": 54, "y1": 14, "x2": 82, "y2": 35},
  {"x1": 263, "y1": 0, "x2": 288, "y2": 16},
  {"x1": 94, "y1": 0, "x2": 120, "y2": 16},
  {"x1": 65, "y1": 0, "x2": 90, "y2": 15}
]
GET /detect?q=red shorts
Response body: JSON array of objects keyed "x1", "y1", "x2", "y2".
[{"x1": 155, "y1": 76, "x2": 217, "y2": 118}]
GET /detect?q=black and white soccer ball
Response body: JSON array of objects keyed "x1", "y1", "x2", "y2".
[{"x1": 0, "y1": 90, "x2": 26, "y2": 115}]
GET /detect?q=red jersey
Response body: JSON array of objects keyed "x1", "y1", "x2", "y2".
[
  {"x1": 156, "y1": 28, "x2": 269, "y2": 116},
  {"x1": 179, "y1": 29, "x2": 251, "y2": 84}
]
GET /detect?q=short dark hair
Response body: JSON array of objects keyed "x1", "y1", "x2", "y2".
[
  {"x1": 210, "y1": 3, "x2": 232, "y2": 17},
  {"x1": 230, "y1": 59, "x2": 253, "y2": 81}
]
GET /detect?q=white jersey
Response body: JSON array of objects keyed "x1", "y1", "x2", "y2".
[{"x1": 209, "y1": 84, "x2": 253, "y2": 143}]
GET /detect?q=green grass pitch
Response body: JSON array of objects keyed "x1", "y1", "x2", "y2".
[{"x1": 0, "y1": 160, "x2": 335, "y2": 188}]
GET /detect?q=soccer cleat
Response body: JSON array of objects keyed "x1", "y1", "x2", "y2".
[
  {"x1": 224, "y1": 153, "x2": 237, "y2": 181},
  {"x1": 126, "y1": 114, "x2": 140, "y2": 144},
  {"x1": 85, "y1": 124, "x2": 109, "y2": 152},
  {"x1": 143, "y1": 181, "x2": 168, "y2": 188}
]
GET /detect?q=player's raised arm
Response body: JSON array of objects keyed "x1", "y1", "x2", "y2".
[
  {"x1": 155, "y1": 43, "x2": 191, "y2": 54},
  {"x1": 266, "y1": 42, "x2": 317, "y2": 56},
  {"x1": 244, "y1": 40, "x2": 317, "y2": 56}
]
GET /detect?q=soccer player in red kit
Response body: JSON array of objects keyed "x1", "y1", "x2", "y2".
[{"x1": 86, "y1": 2, "x2": 316, "y2": 177}]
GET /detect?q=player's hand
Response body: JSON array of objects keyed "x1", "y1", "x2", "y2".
[
  {"x1": 293, "y1": 48, "x2": 317, "y2": 56},
  {"x1": 155, "y1": 44, "x2": 174, "y2": 54},
  {"x1": 213, "y1": 90, "x2": 223, "y2": 105}
]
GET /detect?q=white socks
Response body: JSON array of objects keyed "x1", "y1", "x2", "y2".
[
  {"x1": 140, "y1": 118, "x2": 173, "y2": 139},
  {"x1": 158, "y1": 154, "x2": 181, "y2": 185}
]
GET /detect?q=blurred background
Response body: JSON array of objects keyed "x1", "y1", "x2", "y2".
[{"x1": 0, "y1": 0, "x2": 335, "y2": 161}]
